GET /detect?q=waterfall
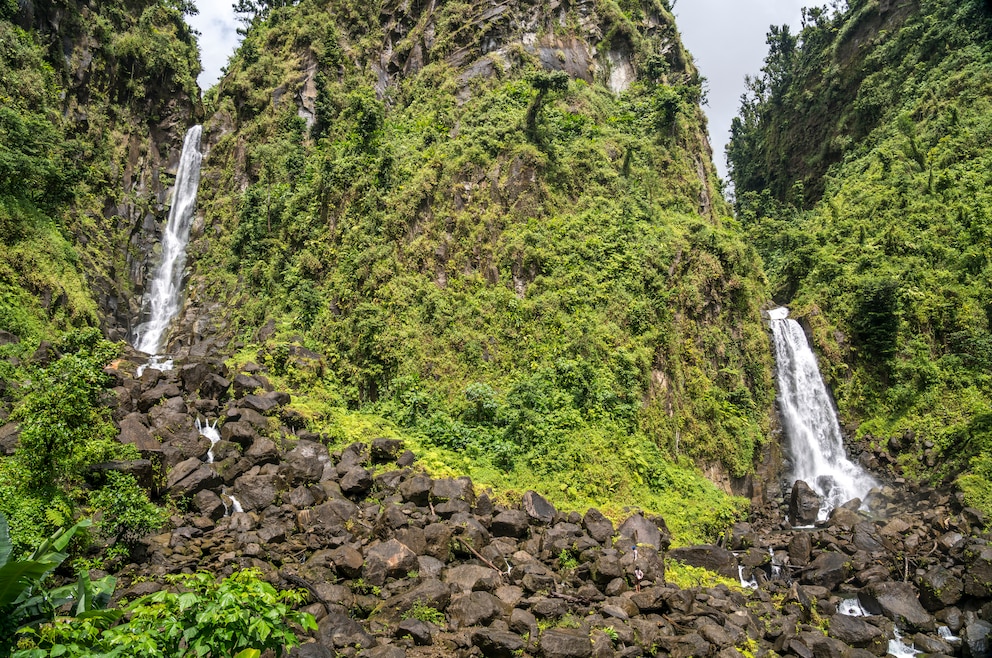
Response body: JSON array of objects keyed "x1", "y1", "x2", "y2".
[
  {"x1": 768, "y1": 307, "x2": 876, "y2": 519},
  {"x1": 133, "y1": 125, "x2": 204, "y2": 355}
]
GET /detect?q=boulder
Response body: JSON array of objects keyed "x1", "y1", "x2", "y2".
[
  {"x1": 340, "y1": 467, "x2": 373, "y2": 496},
  {"x1": 472, "y1": 629, "x2": 524, "y2": 658},
  {"x1": 800, "y1": 551, "x2": 851, "y2": 591},
  {"x1": 371, "y1": 438, "x2": 404, "y2": 464},
  {"x1": 242, "y1": 393, "x2": 279, "y2": 414},
  {"x1": 964, "y1": 544, "x2": 992, "y2": 598},
  {"x1": 918, "y1": 565, "x2": 964, "y2": 611},
  {"x1": 117, "y1": 413, "x2": 161, "y2": 452},
  {"x1": 283, "y1": 440, "x2": 329, "y2": 485},
  {"x1": 668, "y1": 545, "x2": 738, "y2": 579},
  {"x1": 232, "y1": 472, "x2": 282, "y2": 511},
  {"x1": 447, "y1": 591, "x2": 502, "y2": 628},
  {"x1": 827, "y1": 613, "x2": 888, "y2": 655},
  {"x1": 444, "y1": 564, "x2": 500, "y2": 593},
  {"x1": 963, "y1": 620, "x2": 992, "y2": 658},
  {"x1": 364, "y1": 538, "x2": 419, "y2": 586},
  {"x1": 859, "y1": 581, "x2": 935, "y2": 632},
  {"x1": 539, "y1": 628, "x2": 592, "y2": 658},
  {"x1": 316, "y1": 612, "x2": 374, "y2": 650},
  {"x1": 432, "y1": 477, "x2": 475, "y2": 504},
  {"x1": 396, "y1": 618, "x2": 433, "y2": 645},
  {"x1": 491, "y1": 510, "x2": 530, "y2": 538},
  {"x1": 582, "y1": 508, "x2": 614, "y2": 544},
  {"x1": 789, "y1": 480, "x2": 821, "y2": 526},
  {"x1": 616, "y1": 513, "x2": 670, "y2": 551},
  {"x1": 788, "y1": 532, "x2": 813, "y2": 566},
  {"x1": 166, "y1": 458, "x2": 221, "y2": 497},
  {"x1": 522, "y1": 490, "x2": 556, "y2": 525}
]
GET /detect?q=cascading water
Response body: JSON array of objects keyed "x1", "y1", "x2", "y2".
[
  {"x1": 133, "y1": 125, "x2": 203, "y2": 356},
  {"x1": 768, "y1": 307, "x2": 876, "y2": 519}
]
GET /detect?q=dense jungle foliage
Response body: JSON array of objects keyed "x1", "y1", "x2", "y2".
[
  {"x1": 728, "y1": 0, "x2": 992, "y2": 515},
  {"x1": 189, "y1": 0, "x2": 775, "y2": 539}
]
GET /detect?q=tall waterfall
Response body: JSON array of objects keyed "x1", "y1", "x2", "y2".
[
  {"x1": 769, "y1": 307, "x2": 876, "y2": 519},
  {"x1": 133, "y1": 125, "x2": 203, "y2": 355}
]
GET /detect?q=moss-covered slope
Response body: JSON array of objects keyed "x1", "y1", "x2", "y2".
[
  {"x1": 728, "y1": 0, "x2": 992, "y2": 508},
  {"x1": 180, "y1": 0, "x2": 774, "y2": 539}
]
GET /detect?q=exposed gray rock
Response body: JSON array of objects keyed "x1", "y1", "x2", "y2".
[
  {"x1": 789, "y1": 480, "x2": 821, "y2": 526},
  {"x1": 472, "y1": 628, "x2": 525, "y2": 658},
  {"x1": 859, "y1": 581, "x2": 935, "y2": 633},
  {"x1": 523, "y1": 490, "x2": 556, "y2": 525},
  {"x1": 616, "y1": 513, "x2": 670, "y2": 551},
  {"x1": 539, "y1": 628, "x2": 592, "y2": 658},
  {"x1": 364, "y1": 538, "x2": 419, "y2": 586},
  {"x1": 668, "y1": 544, "x2": 738, "y2": 579},
  {"x1": 447, "y1": 591, "x2": 503, "y2": 628}
]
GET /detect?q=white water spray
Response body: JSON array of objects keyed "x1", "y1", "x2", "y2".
[
  {"x1": 133, "y1": 125, "x2": 203, "y2": 355},
  {"x1": 196, "y1": 418, "x2": 220, "y2": 463},
  {"x1": 768, "y1": 307, "x2": 876, "y2": 519}
]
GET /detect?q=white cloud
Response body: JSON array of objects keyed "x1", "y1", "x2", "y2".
[{"x1": 186, "y1": 0, "x2": 241, "y2": 90}]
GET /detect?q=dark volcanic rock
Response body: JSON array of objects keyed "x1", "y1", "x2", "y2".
[
  {"x1": 918, "y1": 565, "x2": 964, "y2": 611},
  {"x1": 963, "y1": 620, "x2": 992, "y2": 658},
  {"x1": 472, "y1": 628, "x2": 524, "y2": 658},
  {"x1": 617, "y1": 513, "x2": 670, "y2": 551},
  {"x1": 371, "y1": 438, "x2": 404, "y2": 464},
  {"x1": 491, "y1": 510, "x2": 530, "y2": 538},
  {"x1": 166, "y1": 458, "x2": 221, "y2": 497},
  {"x1": 789, "y1": 480, "x2": 821, "y2": 526},
  {"x1": 364, "y1": 538, "x2": 419, "y2": 586},
  {"x1": 668, "y1": 544, "x2": 738, "y2": 579},
  {"x1": 800, "y1": 551, "x2": 851, "y2": 591},
  {"x1": 317, "y1": 612, "x2": 374, "y2": 650},
  {"x1": 859, "y1": 581, "x2": 935, "y2": 632},
  {"x1": 827, "y1": 613, "x2": 888, "y2": 655},
  {"x1": 447, "y1": 590, "x2": 502, "y2": 628},
  {"x1": 539, "y1": 628, "x2": 592, "y2": 658},
  {"x1": 582, "y1": 508, "x2": 614, "y2": 544},
  {"x1": 522, "y1": 490, "x2": 556, "y2": 525}
]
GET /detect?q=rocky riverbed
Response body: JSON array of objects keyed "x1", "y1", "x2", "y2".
[{"x1": 7, "y1": 349, "x2": 992, "y2": 658}]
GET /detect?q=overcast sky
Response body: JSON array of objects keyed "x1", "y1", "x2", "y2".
[{"x1": 186, "y1": 0, "x2": 808, "y2": 179}]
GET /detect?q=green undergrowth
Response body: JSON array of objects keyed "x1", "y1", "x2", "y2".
[
  {"x1": 229, "y1": 345, "x2": 747, "y2": 546},
  {"x1": 665, "y1": 560, "x2": 743, "y2": 591},
  {"x1": 729, "y1": 0, "x2": 992, "y2": 516}
]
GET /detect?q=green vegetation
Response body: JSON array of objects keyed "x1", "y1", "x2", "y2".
[
  {"x1": 0, "y1": 329, "x2": 163, "y2": 554},
  {"x1": 664, "y1": 559, "x2": 743, "y2": 591},
  {"x1": 402, "y1": 600, "x2": 446, "y2": 626},
  {"x1": 0, "y1": 515, "x2": 116, "y2": 657},
  {"x1": 12, "y1": 568, "x2": 316, "y2": 657},
  {"x1": 728, "y1": 0, "x2": 992, "y2": 514},
  {"x1": 196, "y1": 0, "x2": 773, "y2": 543}
]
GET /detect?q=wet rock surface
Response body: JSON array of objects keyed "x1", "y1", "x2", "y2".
[{"x1": 34, "y1": 351, "x2": 992, "y2": 657}]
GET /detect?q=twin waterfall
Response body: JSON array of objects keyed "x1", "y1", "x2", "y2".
[
  {"x1": 768, "y1": 307, "x2": 876, "y2": 521},
  {"x1": 133, "y1": 125, "x2": 204, "y2": 355}
]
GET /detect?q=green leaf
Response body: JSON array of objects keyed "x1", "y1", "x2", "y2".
[
  {"x1": 233, "y1": 650, "x2": 261, "y2": 658},
  {"x1": 0, "y1": 560, "x2": 52, "y2": 607}
]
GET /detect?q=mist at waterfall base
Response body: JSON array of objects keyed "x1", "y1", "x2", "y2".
[
  {"x1": 133, "y1": 125, "x2": 204, "y2": 358},
  {"x1": 768, "y1": 307, "x2": 876, "y2": 521}
]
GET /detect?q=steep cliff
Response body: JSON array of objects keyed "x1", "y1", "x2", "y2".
[
  {"x1": 728, "y1": 0, "x2": 992, "y2": 512},
  {"x1": 174, "y1": 0, "x2": 774, "y2": 531}
]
